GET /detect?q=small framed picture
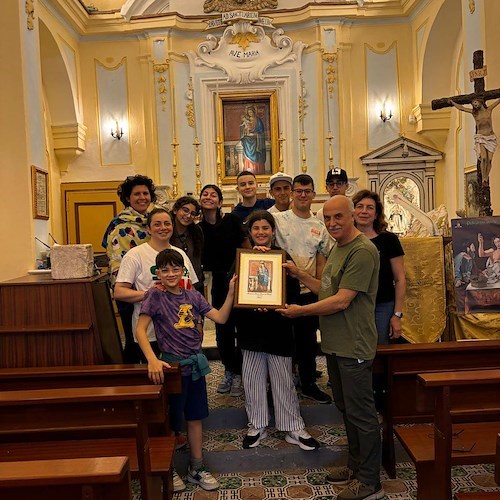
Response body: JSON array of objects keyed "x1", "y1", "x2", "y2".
[
  {"x1": 31, "y1": 166, "x2": 49, "y2": 220},
  {"x1": 234, "y1": 249, "x2": 286, "y2": 309}
]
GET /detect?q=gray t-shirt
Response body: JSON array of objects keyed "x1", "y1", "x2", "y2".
[{"x1": 319, "y1": 234, "x2": 379, "y2": 360}]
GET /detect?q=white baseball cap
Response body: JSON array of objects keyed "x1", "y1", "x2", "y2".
[{"x1": 269, "y1": 172, "x2": 293, "y2": 187}]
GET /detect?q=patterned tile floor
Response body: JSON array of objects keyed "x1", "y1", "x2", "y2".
[{"x1": 133, "y1": 356, "x2": 500, "y2": 499}]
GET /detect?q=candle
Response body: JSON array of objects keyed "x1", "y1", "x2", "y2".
[
  {"x1": 191, "y1": 78, "x2": 198, "y2": 137},
  {"x1": 300, "y1": 73, "x2": 304, "y2": 134},
  {"x1": 215, "y1": 79, "x2": 219, "y2": 137},
  {"x1": 171, "y1": 85, "x2": 177, "y2": 135},
  {"x1": 325, "y1": 78, "x2": 331, "y2": 131}
]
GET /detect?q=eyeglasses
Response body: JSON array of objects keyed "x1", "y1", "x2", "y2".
[
  {"x1": 326, "y1": 181, "x2": 346, "y2": 187},
  {"x1": 293, "y1": 189, "x2": 314, "y2": 196},
  {"x1": 180, "y1": 206, "x2": 199, "y2": 218}
]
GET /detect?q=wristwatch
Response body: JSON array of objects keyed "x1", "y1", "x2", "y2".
[{"x1": 393, "y1": 311, "x2": 403, "y2": 319}]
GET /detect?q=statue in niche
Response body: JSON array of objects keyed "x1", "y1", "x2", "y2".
[
  {"x1": 448, "y1": 97, "x2": 500, "y2": 185},
  {"x1": 203, "y1": 0, "x2": 278, "y2": 13}
]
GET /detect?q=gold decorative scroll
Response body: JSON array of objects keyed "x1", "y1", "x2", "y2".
[
  {"x1": 399, "y1": 237, "x2": 446, "y2": 343},
  {"x1": 321, "y1": 51, "x2": 337, "y2": 97},
  {"x1": 26, "y1": 0, "x2": 34, "y2": 30},
  {"x1": 153, "y1": 63, "x2": 169, "y2": 112}
]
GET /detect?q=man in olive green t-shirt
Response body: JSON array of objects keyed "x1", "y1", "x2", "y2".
[{"x1": 277, "y1": 195, "x2": 382, "y2": 500}]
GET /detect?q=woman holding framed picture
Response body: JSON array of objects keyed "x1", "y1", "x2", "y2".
[{"x1": 234, "y1": 210, "x2": 320, "y2": 451}]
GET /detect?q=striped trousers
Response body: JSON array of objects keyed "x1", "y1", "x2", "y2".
[{"x1": 242, "y1": 349, "x2": 305, "y2": 431}]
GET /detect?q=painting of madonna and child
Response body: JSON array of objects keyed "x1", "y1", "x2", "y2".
[
  {"x1": 220, "y1": 93, "x2": 279, "y2": 184},
  {"x1": 452, "y1": 216, "x2": 500, "y2": 314}
]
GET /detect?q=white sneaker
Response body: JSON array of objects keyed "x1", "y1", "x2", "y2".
[
  {"x1": 187, "y1": 465, "x2": 219, "y2": 491},
  {"x1": 285, "y1": 428, "x2": 320, "y2": 451},
  {"x1": 172, "y1": 469, "x2": 186, "y2": 492},
  {"x1": 242, "y1": 425, "x2": 267, "y2": 448},
  {"x1": 230, "y1": 374, "x2": 244, "y2": 397},
  {"x1": 217, "y1": 371, "x2": 233, "y2": 394}
]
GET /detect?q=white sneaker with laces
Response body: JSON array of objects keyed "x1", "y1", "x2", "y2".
[
  {"x1": 230, "y1": 374, "x2": 244, "y2": 397},
  {"x1": 285, "y1": 428, "x2": 320, "y2": 451},
  {"x1": 172, "y1": 469, "x2": 186, "y2": 492},
  {"x1": 217, "y1": 371, "x2": 233, "y2": 394},
  {"x1": 187, "y1": 465, "x2": 219, "y2": 491}
]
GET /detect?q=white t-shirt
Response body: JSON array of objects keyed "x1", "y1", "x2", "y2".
[
  {"x1": 116, "y1": 243, "x2": 199, "y2": 341},
  {"x1": 268, "y1": 205, "x2": 280, "y2": 214},
  {"x1": 273, "y1": 209, "x2": 334, "y2": 292}
]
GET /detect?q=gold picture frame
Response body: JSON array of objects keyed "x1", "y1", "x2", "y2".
[
  {"x1": 234, "y1": 249, "x2": 286, "y2": 309},
  {"x1": 31, "y1": 166, "x2": 49, "y2": 220},
  {"x1": 218, "y1": 90, "x2": 279, "y2": 185}
]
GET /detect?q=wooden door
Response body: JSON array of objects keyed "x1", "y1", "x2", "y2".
[{"x1": 62, "y1": 182, "x2": 121, "y2": 255}]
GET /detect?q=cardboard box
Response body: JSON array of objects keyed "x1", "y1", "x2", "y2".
[{"x1": 51, "y1": 244, "x2": 94, "y2": 279}]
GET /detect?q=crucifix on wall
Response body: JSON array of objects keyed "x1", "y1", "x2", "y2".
[{"x1": 432, "y1": 50, "x2": 500, "y2": 217}]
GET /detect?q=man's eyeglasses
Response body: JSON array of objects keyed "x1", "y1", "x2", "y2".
[
  {"x1": 180, "y1": 206, "x2": 199, "y2": 218},
  {"x1": 293, "y1": 189, "x2": 314, "y2": 196},
  {"x1": 326, "y1": 181, "x2": 346, "y2": 187}
]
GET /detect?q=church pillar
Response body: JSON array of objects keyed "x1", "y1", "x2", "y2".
[{"x1": 0, "y1": 1, "x2": 47, "y2": 280}]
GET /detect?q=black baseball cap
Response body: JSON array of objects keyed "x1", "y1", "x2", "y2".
[{"x1": 326, "y1": 167, "x2": 348, "y2": 184}]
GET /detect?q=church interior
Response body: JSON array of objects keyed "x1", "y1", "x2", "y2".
[{"x1": 1, "y1": 0, "x2": 500, "y2": 499}]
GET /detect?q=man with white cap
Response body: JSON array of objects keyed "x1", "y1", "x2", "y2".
[
  {"x1": 268, "y1": 172, "x2": 293, "y2": 213},
  {"x1": 316, "y1": 167, "x2": 349, "y2": 223}
]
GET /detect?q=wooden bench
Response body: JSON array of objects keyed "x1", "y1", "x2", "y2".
[
  {"x1": 394, "y1": 369, "x2": 500, "y2": 500},
  {"x1": 374, "y1": 340, "x2": 500, "y2": 478},
  {"x1": 0, "y1": 456, "x2": 131, "y2": 500},
  {"x1": 0, "y1": 385, "x2": 175, "y2": 500}
]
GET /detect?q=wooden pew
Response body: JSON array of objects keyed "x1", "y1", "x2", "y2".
[
  {"x1": 374, "y1": 340, "x2": 500, "y2": 478},
  {"x1": 0, "y1": 456, "x2": 131, "y2": 500},
  {"x1": 0, "y1": 385, "x2": 174, "y2": 500},
  {"x1": 394, "y1": 369, "x2": 500, "y2": 500}
]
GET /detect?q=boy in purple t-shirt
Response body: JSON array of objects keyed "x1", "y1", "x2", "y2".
[{"x1": 137, "y1": 249, "x2": 236, "y2": 492}]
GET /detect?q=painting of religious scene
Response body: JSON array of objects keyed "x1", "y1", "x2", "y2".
[
  {"x1": 383, "y1": 176, "x2": 421, "y2": 236},
  {"x1": 451, "y1": 216, "x2": 500, "y2": 314},
  {"x1": 248, "y1": 259, "x2": 272, "y2": 294},
  {"x1": 465, "y1": 170, "x2": 480, "y2": 217},
  {"x1": 219, "y1": 91, "x2": 279, "y2": 184}
]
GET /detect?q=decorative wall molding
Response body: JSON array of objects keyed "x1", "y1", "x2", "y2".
[
  {"x1": 52, "y1": 123, "x2": 87, "y2": 173},
  {"x1": 186, "y1": 20, "x2": 305, "y2": 84}
]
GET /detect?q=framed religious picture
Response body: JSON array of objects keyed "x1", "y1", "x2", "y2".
[
  {"x1": 217, "y1": 90, "x2": 279, "y2": 185},
  {"x1": 31, "y1": 166, "x2": 49, "y2": 220},
  {"x1": 451, "y1": 216, "x2": 500, "y2": 314},
  {"x1": 234, "y1": 249, "x2": 286, "y2": 309},
  {"x1": 464, "y1": 167, "x2": 480, "y2": 217}
]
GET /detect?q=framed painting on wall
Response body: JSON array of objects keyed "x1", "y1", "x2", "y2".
[
  {"x1": 31, "y1": 166, "x2": 49, "y2": 220},
  {"x1": 234, "y1": 249, "x2": 286, "y2": 309},
  {"x1": 217, "y1": 90, "x2": 279, "y2": 185}
]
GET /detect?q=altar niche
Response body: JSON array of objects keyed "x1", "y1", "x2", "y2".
[{"x1": 433, "y1": 50, "x2": 500, "y2": 217}]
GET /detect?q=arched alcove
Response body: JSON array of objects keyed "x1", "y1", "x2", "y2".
[{"x1": 39, "y1": 20, "x2": 85, "y2": 172}]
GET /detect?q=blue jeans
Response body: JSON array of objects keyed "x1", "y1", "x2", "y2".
[{"x1": 374, "y1": 301, "x2": 394, "y2": 345}]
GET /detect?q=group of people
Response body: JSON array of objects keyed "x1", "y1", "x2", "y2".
[{"x1": 101, "y1": 167, "x2": 407, "y2": 500}]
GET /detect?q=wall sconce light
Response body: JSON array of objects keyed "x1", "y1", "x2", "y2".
[
  {"x1": 111, "y1": 121, "x2": 124, "y2": 140},
  {"x1": 379, "y1": 104, "x2": 392, "y2": 123}
]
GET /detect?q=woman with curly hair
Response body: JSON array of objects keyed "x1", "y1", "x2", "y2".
[{"x1": 102, "y1": 174, "x2": 156, "y2": 362}]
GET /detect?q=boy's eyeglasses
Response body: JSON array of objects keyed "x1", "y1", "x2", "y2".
[
  {"x1": 326, "y1": 181, "x2": 346, "y2": 187},
  {"x1": 293, "y1": 189, "x2": 313, "y2": 196}
]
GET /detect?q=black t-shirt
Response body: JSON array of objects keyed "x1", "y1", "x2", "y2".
[
  {"x1": 232, "y1": 198, "x2": 275, "y2": 223},
  {"x1": 200, "y1": 213, "x2": 247, "y2": 273},
  {"x1": 234, "y1": 249, "x2": 300, "y2": 357},
  {"x1": 371, "y1": 231, "x2": 405, "y2": 303}
]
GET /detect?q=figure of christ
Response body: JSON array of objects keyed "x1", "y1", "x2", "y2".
[{"x1": 449, "y1": 97, "x2": 500, "y2": 184}]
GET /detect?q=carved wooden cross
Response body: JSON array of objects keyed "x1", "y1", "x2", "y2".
[{"x1": 432, "y1": 50, "x2": 500, "y2": 216}]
